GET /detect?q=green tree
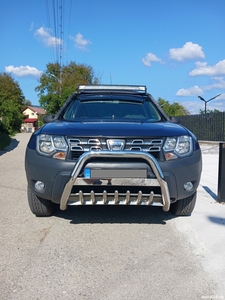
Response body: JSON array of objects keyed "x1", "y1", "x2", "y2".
[
  {"x1": 37, "y1": 114, "x2": 45, "y2": 128},
  {"x1": 35, "y1": 62, "x2": 100, "y2": 114},
  {"x1": 0, "y1": 73, "x2": 25, "y2": 134},
  {"x1": 199, "y1": 109, "x2": 221, "y2": 114},
  {"x1": 23, "y1": 99, "x2": 32, "y2": 107},
  {"x1": 157, "y1": 97, "x2": 189, "y2": 116}
]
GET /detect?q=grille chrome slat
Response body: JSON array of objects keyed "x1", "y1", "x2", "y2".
[
  {"x1": 71, "y1": 146, "x2": 83, "y2": 150},
  {"x1": 132, "y1": 139, "x2": 144, "y2": 144},
  {"x1": 88, "y1": 139, "x2": 100, "y2": 144},
  {"x1": 130, "y1": 147, "x2": 142, "y2": 151},
  {"x1": 90, "y1": 146, "x2": 102, "y2": 151}
]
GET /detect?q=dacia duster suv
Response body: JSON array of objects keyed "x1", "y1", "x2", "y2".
[{"x1": 25, "y1": 85, "x2": 202, "y2": 217}]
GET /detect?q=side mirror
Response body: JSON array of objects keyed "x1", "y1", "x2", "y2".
[
  {"x1": 169, "y1": 116, "x2": 181, "y2": 124},
  {"x1": 43, "y1": 114, "x2": 55, "y2": 123}
]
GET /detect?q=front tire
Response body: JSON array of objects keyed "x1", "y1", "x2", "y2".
[
  {"x1": 27, "y1": 186, "x2": 56, "y2": 217},
  {"x1": 170, "y1": 192, "x2": 197, "y2": 216}
]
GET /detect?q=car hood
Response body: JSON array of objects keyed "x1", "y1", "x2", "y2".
[{"x1": 39, "y1": 121, "x2": 189, "y2": 137}]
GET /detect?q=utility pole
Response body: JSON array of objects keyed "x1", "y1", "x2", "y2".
[
  {"x1": 198, "y1": 94, "x2": 221, "y2": 113},
  {"x1": 59, "y1": 1, "x2": 63, "y2": 97},
  {"x1": 50, "y1": 73, "x2": 62, "y2": 97}
]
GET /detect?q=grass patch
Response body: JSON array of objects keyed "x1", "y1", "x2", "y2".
[{"x1": 0, "y1": 133, "x2": 11, "y2": 150}]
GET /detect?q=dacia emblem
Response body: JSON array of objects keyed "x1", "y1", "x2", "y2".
[{"x1": 107, "y1": 139, "x2": 125, "y2": 151}]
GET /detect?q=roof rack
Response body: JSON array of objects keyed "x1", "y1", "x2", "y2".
[{"x1": 78, "y1": 84, "x2": 147, "y2": 93}]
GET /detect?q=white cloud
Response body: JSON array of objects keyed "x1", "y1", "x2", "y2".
[
  {"x1": 142, "y1": 53, "x2": 162, "y2": 66},
  {"x1": 189, "y1": 60, "x2": 225, "y2": 76},
  {"x1": 70, "y1": 33, "x2": 91, "y2": 50},
  {"x1": 203, "y1": 77, "x2": 225, "y2": 91},
  {"x1": 214, "y1": 93, "x2": 225, "y2": 99},
  {"x1": 5, "y1": 65, "x2": 42, "y2": 78},
  {"x1": 175, "y1": 85, "x2": 203, "y2": 96},
  {"x1": 182, "y1": 99, "x2": 225, "y2": 114},
  {"x1": 181, "y1": 101, "x2": 204, "y2": 114},
  {"x1": 30, "y1": 21, "x2": 34, "y2": 31},
  {"x1": 214, "y1": 93, "x2": 225, "y2": 100},
  {"x1": 35, "y1": 26, "x2": 62, "y2": 47},
  {"x1": 169, "y1": 42, "x2": 205, "y2": 62}
]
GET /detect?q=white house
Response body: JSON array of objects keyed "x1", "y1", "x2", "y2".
[{"x1": 22, "y1": 106, "x2": 46, "y2": 132}]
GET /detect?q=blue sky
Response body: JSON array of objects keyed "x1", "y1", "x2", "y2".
[{"x1": 1, "y1": 0, "x2": 225, "y2": 114}]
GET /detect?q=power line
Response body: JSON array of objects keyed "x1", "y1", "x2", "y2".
[
  {"x1": 45, "y1": 0, "x2": 55, "y2": 62},
  {"x1": 59, "y1": 0, "x2": 63, "y2": 96},
  {"x1": 45, "y1": 0, "x2": 68, "y2": 77},
  {"x1": 59, "y1": 0, "x2": 63, "y2": 69},
  {"x1": 52, "y1": 0, "x2": 59, "y2": 63},
  {"x1": 65, "y1": 0, "x2": 72, "y2": 64}
]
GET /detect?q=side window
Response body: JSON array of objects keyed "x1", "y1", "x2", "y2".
[{"x1": 63, "y1": 100, "x2": 80, "y2": 120}]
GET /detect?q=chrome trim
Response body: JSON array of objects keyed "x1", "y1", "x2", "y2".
[
  {"x1": 90, "y1": 146, "x2": 102, "y2": 151},
  {"x1": 60, "y1": 151, "x2": 170, "y2": 212},
  {"x1": 130, "y1": 147, "x2": 142, "y2": 151},
  {"x1": 88, "y1": 139, "x2": 100, "y2": 144},
  {"x1": 132, "y1": 139, "x2": 144, "y2": 144},
  {"x1": 107, "y1": 139, "x2": 125, "y2": 151},
  {"x1": 71, "y1": 146, "x2": 83, "y2": 150},
  {"x1": 149, "y1": 146, "x2": 161, "y2": 151},
  {"x1": 68, "y1": 138, "x2": 81, "y2": 143}
]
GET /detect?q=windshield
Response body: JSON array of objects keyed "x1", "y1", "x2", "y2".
[{"x1": 62, "y1": 99, "x2": 162, "y2": 122}]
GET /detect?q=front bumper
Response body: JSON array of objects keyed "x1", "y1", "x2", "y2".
[
  {"x1": 25, "y1": 147, "x2": 202, "y2": 212},
  {"x1": 59, "y1": 151, "x2": 171, "y2": 211}
]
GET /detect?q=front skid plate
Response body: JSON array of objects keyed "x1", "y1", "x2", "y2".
[{"x1": 68, "y1": 190, "x2": 162, "y2": 206}]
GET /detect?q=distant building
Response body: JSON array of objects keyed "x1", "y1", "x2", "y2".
[{"x1": 21, "y1": 106, "x2": 46, "y2": 132}]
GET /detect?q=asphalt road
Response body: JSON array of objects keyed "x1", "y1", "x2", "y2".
[{"x1": 0, "y1": 133, "x2": 223, "y2": 300}]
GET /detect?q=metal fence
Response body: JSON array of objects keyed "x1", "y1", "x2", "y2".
[{"x1": 179, "y1": 112, "x2": 225, "y2": 142}]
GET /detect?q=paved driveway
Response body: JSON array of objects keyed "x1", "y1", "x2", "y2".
[{"x1": 0, "y1": 134, "x2": 224, "y2": 300}]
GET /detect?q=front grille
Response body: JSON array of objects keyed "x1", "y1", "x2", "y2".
[{"x1": 67, "y1": 137, "x2": 164, "y2": 160}]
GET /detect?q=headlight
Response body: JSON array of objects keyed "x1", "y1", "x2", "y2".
[
  {"x1": 163, "y1": 135, "x2": 193, "y2": 160},
  {"x1": 37, "y1": 134, "x2": 68, "y2": 159}
]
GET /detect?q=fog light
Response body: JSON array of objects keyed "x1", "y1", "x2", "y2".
[
  {"x1": 35, "y1": 181, "x2": 45, "y2": 191},
  {"x1": 184, "y1": 181, "x2": 193, "y2": 191}
]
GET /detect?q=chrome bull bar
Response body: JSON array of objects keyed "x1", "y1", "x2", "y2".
[{"x1": 60, "y1": 151, "x2": 170, "y2": 211}]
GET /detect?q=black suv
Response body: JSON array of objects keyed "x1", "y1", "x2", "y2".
[{"x1": 25, "y1": 85, "x2": 202, "y2": 217}]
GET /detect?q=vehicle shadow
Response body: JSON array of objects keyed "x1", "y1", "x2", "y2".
[
  {"x1": 0, "y1": 138, "x2": 20, "y2": 156},
  {"x1": 207, "y1": 216, "x2": 225, "y2": 226},
  {"x1": 54, "y1": 205, "x2": 176, "y2": 225},
  {"x1": 202, "y1": 185, "x2": 218, "y2": 201}
]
